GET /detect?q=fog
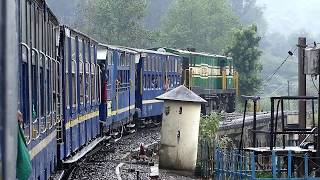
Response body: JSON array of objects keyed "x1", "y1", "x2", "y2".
[{"x1": 257, "y1": 0, "x2": 320, "y2": 37}]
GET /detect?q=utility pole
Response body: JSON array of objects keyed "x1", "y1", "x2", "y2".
[
  {"x1": 317, "y1": 57, "x2": 320, "y2": 177},
  {"x1": 298, "y1": 37, "x2": 306, "y2": 143},
  {"x1": 287, "y1": 80, "x2": 290, "y2": 110}
]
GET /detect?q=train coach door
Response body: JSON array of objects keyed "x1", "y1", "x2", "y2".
[
  {"x1": 135, "y1": 54, "x2": 143, "y2": 115},
  {"x1": 183, "y1": 68, "x2": 192, "y2": 90}
]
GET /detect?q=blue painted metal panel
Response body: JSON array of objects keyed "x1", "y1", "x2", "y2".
[{"x1": 214, "y1": 148, "x2": 319, "y2": 180}]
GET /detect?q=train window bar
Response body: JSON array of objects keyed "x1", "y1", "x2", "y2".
[
  {"x1": 79, "y1": 58, "x2": 84, "y2": 106},
  {"x1": 71, "y1": 59, "x2": 77, "y2": 109},
  {"x1": 31, "y1": 47, "x2": 41, "y2": 140},
  {"x1": 39, "y1": 51, "x2": 48, "y2": 133},
  {"x1": 56, "y1": 60, "x2": 62, "y2": 124},
  {"x1": 91, "y1": 62, "x2": 96, "y2": 104},
  {"x1": 51, "y1": 57, "x2": 57, "y2": 126},
  {"x1": 49, "y1": 56, "x2": 56, "y2": 128},
  {"x1": 97, "y1": 64, "x2": 102, "y2": 103},
  {"x1": 20, "y1": 43, "x2": 32, "y2": 144},
  {"x1": 85, "y1": 61, "x2": 90, "y2": 105},
  {"x1": 65, "y1": 37, "x2": 70, "y2": 109}
]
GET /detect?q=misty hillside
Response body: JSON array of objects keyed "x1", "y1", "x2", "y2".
[{"x1": 46, "y1": 0, "x2": 319, "y2": 98}]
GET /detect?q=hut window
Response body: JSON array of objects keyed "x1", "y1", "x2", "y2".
[
  {"x1": 179, "y1": 107, "x2": 182, "y2": 114},
  {"x1": 165, "y1": 106, "x2": 170, "y2": 116}
]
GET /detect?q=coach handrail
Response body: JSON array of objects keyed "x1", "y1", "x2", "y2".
[
  {"x1": 31, "y1": 47, "x2": 41, "y2": 140},
  {"x1": 39, "y1": 51, "x2": 48, "y2": 133},
  {"x1": 71, "y1": 59, "x2": 78, "y2": 110},
  {"x1": 48, "y1": 56, "x2": 57, "y2": 129},
  {"x1": 79, "y1": 60, "x2": 85, "y2": 105},
  {"x1": 20, "y1": 43, "x2": 32, "y2": 144},
  {"x1": 97, "y1": 64, "x2": 102, "y2": 102},
  {"x1": 51, "y1": 57, "x2": 58, "y2": 126},
  {"x1": 55, "y1": 60, "x2": 62, "y2": 124},
  {"x1": 91, "y1": 62, "x2": 96, "y2": 104}
]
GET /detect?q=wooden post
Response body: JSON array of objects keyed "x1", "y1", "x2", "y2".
[{"x1": 298, "y1": 37, "x2": 307, "y2": 143}]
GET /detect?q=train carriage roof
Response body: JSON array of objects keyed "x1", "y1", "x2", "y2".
[
  {"x1": 32, "y1": 0, "x2": 59, "y2": 25},
  {"x1": 98, "y1": 44, "x2": 138, "y2": 54},
  {"x1": 152, "y1": 47, "x2": 229, "y2": 58},
  {"x1": 63, "y1": 25, "x2": 99, "y2": 44},
  {"x1": 97, "y1": 44, "x2": 138, "y2": 60},
  {"x1": 124, "y1": 47, "x2": 181, "y2": 57}
]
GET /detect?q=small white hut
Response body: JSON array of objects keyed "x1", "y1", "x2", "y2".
[{"x1": 156, "y1": 85, "x2": 206, "y2": 171}]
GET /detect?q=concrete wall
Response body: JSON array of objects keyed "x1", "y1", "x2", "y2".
[
  {"x1": 218, "y1": 113, "x2": 287, "y2": 148},
  {"x1": 159, "y1": 100, "x2": 201, "y2": 171}
]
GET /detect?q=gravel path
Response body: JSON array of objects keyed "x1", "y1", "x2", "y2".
[
  {"x1": 69, "y1": 126, "x2": 198, "y2": 179},
  {"x1": 70, "y1": 127, "x2": 161, "y2": 180}
]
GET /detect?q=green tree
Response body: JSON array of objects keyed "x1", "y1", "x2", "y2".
[
  {"x1": 229, "y1": 0, "x2": 267, "y2": 34},
  {"x1": 199, "y1": 113, "x2": 221, "y2": 139},
  {"x1": 226, "y1": 25, "x2": 262, "y2": 95},
  {"x1": 160, "y1": 0, "x2": 238, "y2": 53},
  {"x1": 73, "y1": 0, "x2": 154, "y2": 48}
]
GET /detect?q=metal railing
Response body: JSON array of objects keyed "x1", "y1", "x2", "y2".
[{"x1": 214, "y1": 148, "x2": 320, "y2": 179}]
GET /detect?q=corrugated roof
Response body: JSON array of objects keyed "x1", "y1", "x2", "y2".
[
  {"x1": 153, "y1": 47, "x2": 228, "y2": 58},
  {"x1": 125, "y1": 47, "x2": 180, "y2": 57},
  {"x1": 156, "y1": 85, "x2": 207, "y2": 103},
  {"x1": 98, "y1": 44, "x2": 138, "y2": 54}
]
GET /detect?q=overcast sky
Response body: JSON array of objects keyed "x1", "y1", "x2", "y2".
[{"x1": 257, "y1": 0, "x2": 320, "y2": 36}]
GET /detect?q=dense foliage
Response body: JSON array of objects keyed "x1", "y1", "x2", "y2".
[
  {"x1": 226, "y1": 25, "x2": 262, "y2": 96},
  {"x1": 229, "y1": 0, "x2": 267, "y2": 34},
  {"x1": 159, "y1": 0, "x2": 238, "y2": 53},
  {"x1": 199, "y1": 113, "x2": 221, "y2": 139},
  {"x1": 73, "y1": 0, "x2": 155, "y2": 48}
]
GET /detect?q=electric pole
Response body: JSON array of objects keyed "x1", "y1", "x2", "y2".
[{"x1": 287, "y1": 80, "x2": 290, "y2": 110}]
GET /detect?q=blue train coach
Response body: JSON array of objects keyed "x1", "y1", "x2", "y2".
[
  {"x1": 97, "y1": 44, "x2": 137, "y2": 137},
  {"x1": 18, "y1": 0, "x2": 60, "y2": 179},
  {"x1": 132, "y1": 48, "x2": 182, "y2": 124},
  {"x1": 59, "y1": 26, "x2": 103, "y2": 162}
]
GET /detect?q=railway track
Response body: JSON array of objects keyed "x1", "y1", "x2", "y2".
[{"x1": 67, "y1": 126, "x2": 161, "y2": 180}]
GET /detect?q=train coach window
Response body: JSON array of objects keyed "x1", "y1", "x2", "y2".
[
  {"x1": 47, "y1": 58, "x2": 53, "y2": 127},
  {"x1": 120, "y1": 53, "x2": 125, "y2": 66},
  {"x1": 143, "y1": 75, "x2": 146, "y2": 89},
  {"x1": 91, "y1": 45, "x2": 95, "y2": 63},
  {"x1": 80, "y1": 40, "x2": 85, "y2": 105},
  {"x1": 72, "y1": 37, "x2": 77, "y2": 107},
  {"x1": 107, "y1": 51, "x2": 112, "y2": 65},
  {"x1": 40, "y1": 58, "x2": 46, "y2": 132},
  {"x1": 79, "y1": 39, "x2": 83, "y2": 63},
  {"x1": 79, "y1": 67, "x2": 84, "y2": 105},
  {"x1": 65, "y1": 37, "x2": 70, "y2": 108},
  {"x1": 143, "y1": 57, "x2": 147, "y2": 71},
  {"x1": 31, "y1": 51, "x2": 40, "y2": 138},
  {"x1": 150, "y1": 56, "x2": 154, "y2": 71},
  {"x1": 91, "y1": 63, "x2": 96, "y2": 103},
  {"x1": 97, "y1": 65, "x2": 101, "y2": 102},
  {"x1": 85, "y1": 45, "x2": 90, "y2": 105},
  {"x1": 71, "y1": 37, "x2": 76, "y2": 61},
  {"x1": 72, "y1": 66, "x2": 77, "y2": 107},
  {"x1": 148, "y1": 56, "x2": 151, "y2": 71},
  {"x1": 175, "y1": 59, "x2": 178, "y2": 72},
  {"x1": 125, "y1": 53, "x2": 129, "y2": 66}
]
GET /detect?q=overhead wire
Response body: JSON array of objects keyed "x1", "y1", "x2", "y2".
[{"x1": 262, "y1": 46, "x2": 298, "y2": 85}]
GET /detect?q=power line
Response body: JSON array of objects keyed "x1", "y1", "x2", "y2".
[{"x1": 262, "y1": 46, "x2": 297, "y2": 85}]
